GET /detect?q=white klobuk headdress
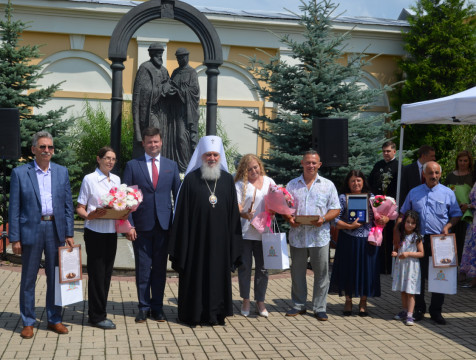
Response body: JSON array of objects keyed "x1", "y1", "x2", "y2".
[{"x1": 184, "y1": 135, "x2": 228, "y2": 176}]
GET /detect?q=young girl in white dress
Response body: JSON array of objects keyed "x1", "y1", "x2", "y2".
[{"x1": 391, "y1": 210, "x2": 424, "y2": 326}]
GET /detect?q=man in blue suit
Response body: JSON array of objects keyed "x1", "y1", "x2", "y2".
[
  {"x1": 123, "y1": 126, "x2": 180, "y2": 323},
  {"x1": 9, "y1": 131, "x2": 75, "y2": 339}
]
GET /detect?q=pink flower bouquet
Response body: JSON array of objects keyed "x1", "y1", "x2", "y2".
[
  {"x1": 251, "y1": 185, "x2": 296, "y2": 233},
  {"x1": 367, "y1": 195, "x2": 398, "y2": 246},
  {"x1": 99, "y1": 184, "x2": 143, "y2": 233},
  {"x1": 100, "y1": 184, "x2": 143, "y2": 211}
]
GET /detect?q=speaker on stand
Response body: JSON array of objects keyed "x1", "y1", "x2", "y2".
[
  {"x1": 312, "y1": 117, "x2": 348, "y2": 179},
  {"x1": 0, "y1": 108, "x2": 21, "y2": 259}
]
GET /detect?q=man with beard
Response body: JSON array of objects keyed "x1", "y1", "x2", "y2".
[
  {"x1": 368, "y1": 141, "x2": 399, "y2": 274},
  {"x1": 169, "y1": 136, "x2": 243, "y2": 326},
  {"x1": 396, "y1": 161, "x2": 461, "y2": 325}
]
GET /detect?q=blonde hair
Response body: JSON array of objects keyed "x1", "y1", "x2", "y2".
[{"x1": 234, "y1": 154, "x2": 266, "y2": 207}]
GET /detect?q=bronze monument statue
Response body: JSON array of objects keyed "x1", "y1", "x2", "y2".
[
  {"x1": 165, "y1": 47, "x2": 200, "y2": 173},
  {"x1": 132, "y1": 45, "x2": 200, "y2": 172},
  {"x1": 132, "y1": 43, "x2": 172, "y2": 158},
  {"x1": 108, "y1": 0, "x2": 223, "y2": 166}
]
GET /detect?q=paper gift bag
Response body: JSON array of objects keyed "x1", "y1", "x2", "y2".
[
  {"x1": 428, "y1": 257, "x2": 457, "y2": 295},
  {"x1": 262, "y1": 232, "x2": 290, "y2": 270},
  {"x1": 54, "y1": 267, "x2": 83, "y2": 306}
]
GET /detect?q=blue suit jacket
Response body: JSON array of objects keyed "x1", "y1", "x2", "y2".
[
  {"x1": 8, "y1": 161, "x2": 75, "y2": 245},
  {"x1": 123, "y1": 155, "x2": 180, "y2": 231}
]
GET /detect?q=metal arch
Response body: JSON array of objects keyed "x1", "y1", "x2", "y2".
[
  {"x1": 108, "y1": 0, "x2": 222, "y2": 169},
  {"x1": 108, "y1": 0, "x2": 222, "y2": 64}
]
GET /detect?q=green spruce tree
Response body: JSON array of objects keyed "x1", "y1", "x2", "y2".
[
  {"x1": 392, "y1": 0, "x2": 476, "y2": 161},
  {"x1": 244, "y1": 0, "x2": 396, "y2": 186},
  {"x1": 0, "y1": 0, "x2": 80, "y2": 183}
]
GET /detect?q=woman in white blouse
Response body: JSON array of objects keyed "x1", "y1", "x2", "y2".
[
  {"x1": 76, "y1": 146, "x2": 121, "y2": 330},
  {"x1": 235, "y1": 154, "x2": 276, "y2": 318}
]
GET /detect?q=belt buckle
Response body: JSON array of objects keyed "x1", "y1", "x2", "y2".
[{"x1": 42, "y1": 215, "x2": 53, "y2": 221}]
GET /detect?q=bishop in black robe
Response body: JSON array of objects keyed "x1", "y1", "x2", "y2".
[{"x1": 169, "y1": 168, "x2": 243, "y2": 326}]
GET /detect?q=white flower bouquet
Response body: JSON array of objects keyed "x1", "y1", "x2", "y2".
[{"x1": 97, "y1": 184, "x2": 143, "y2": 233}]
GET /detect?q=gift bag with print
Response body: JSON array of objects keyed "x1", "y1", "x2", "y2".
[
  {"x1": 54, "y1": 267, "x2": 84, "y2": 306},
  {"x1": 428, "y1": 257, "x2": 457, "y2": 295},
  {"x1": 261, "y1": 220, "x2": 289, "y2": 270}
]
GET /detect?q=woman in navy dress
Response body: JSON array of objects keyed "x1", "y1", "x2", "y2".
[{"x1": 329, "y1": 170, "x2": 388, "y2": 316}]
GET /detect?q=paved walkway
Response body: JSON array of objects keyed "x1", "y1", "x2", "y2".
[{"x1": 0, "y1": 260, "x2": 475, "y2": 360}]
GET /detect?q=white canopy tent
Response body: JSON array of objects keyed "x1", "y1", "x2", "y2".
[{"x1": 396, "y1": 86, "x2": 476, "y2": 206}]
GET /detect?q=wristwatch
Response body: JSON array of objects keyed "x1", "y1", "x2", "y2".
[{"x1": 322, "y1": 216, "x2": 326, "y2": 223}]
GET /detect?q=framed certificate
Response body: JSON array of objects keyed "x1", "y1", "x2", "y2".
[
  {"x1": 430, "y1": 234, "x2": 457, "y2": 267},
  {"x1": 58, "y1": 245, "x2": 82, "y2": 283},
  {"x1": 346, "y1": 194, "x2": 369, "y2": 223},
  {"x1": 96, "y1": 208, "x2": 130, "y2": 220},
  {"x1": 294, "y1": 215, "x2": 320, "y2": 225}
]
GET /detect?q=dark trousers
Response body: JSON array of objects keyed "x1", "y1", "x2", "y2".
[
  {"x1": 238, "y1": 239, "x2": 269, "y2": 302},
  {"x1": 133, "y1": 222, "x2": 168, "y2": 312},
  {"x1": 84, "y1": 228, "x2": 117, "y2": 323},
  {"x1": 415, "y1": 235, "x2": 445, "y2": 315},
  {"x1": 379, "y1": 221, "x2": 395, "y2": 274},
  {"x1": 20, "y1": 221, "x2": 62, "y2": 326},
  {"x1": 453, "y1": 221, "x2": 468, "y2": 264}
]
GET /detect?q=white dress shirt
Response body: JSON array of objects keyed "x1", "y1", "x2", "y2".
[
  {"x1": 145, "y1": 153, "x2": 160, "y2": 182},
  {"x1": 77, "y1": 168, "x2": 121, "y2": 233}
]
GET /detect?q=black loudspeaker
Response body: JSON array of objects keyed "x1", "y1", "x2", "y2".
[
  {"x1": 312, "y1": 117, "x2": 348, "y2": 167},
  {"x1": 0, "y1": 108, "x2": 21, "y2": 159}
]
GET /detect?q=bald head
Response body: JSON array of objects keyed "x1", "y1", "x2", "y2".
[{"x1": 423, "y1": 161, "x2": 441, "y2": 188}]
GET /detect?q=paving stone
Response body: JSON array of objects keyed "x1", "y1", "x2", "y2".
[{"x1": 0, "y1": 263, "x2": 475, "y2": 360}]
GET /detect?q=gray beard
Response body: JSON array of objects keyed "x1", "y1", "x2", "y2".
[{"x1": 201, "y1": 163, "x2": 221, "y2": 180}]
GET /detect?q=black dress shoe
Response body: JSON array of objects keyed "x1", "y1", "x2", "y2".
[
  {"x1": 150, "y1": 309, "x2": 166, "y2": 322},
  {"x1": 135, "y1": 310, "x2": 150, "y2": 323},
  {"x1": 430, "y1": 313, "x2": 446, "y2": 325},
  {"x1": 92, "y1": 319, "x2": 116, "y2": 329},
  {"x1": 414, "y1": 311, "x2": 424, "y2": 321}
]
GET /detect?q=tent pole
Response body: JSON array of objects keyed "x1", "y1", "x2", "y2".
[{"x1": 396, "y1": 125, "x2": 404, "y2": 208}]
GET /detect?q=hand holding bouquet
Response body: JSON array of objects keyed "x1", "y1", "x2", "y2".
[
  {"x1": 368, "y1": 195, "x2": 398, "y2": 246},
  {"x1": 99, "y1": 184, "x2": 143, "y2": 233},
  {"x1": 251, "y1": 185, "x2": 295, "y2": 233}
]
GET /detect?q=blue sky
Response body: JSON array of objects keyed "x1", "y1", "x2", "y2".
[{"x1": 184, "y1": 0, "x2": 415, "y2": 19}]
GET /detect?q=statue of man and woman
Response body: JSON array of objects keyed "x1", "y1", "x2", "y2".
[{"x1": 132, "y1": 43, "x2": 200, "y2": 173}]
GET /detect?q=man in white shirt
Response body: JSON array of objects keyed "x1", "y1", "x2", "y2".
[{"x1": 284, "y1": 150, "x2": 340, "y2": 321}]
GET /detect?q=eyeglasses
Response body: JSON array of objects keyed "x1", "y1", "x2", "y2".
[
  {"x1": 102, "y1": 156, "x2": 117, "y2": 162},
  {"x1": 38, "y1": 145, "x2": 55, "y2": 150}
]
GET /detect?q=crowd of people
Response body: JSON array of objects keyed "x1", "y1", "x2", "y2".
[{"x1": 7, "y1": 130, "x2": 476, "y2": 338}]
